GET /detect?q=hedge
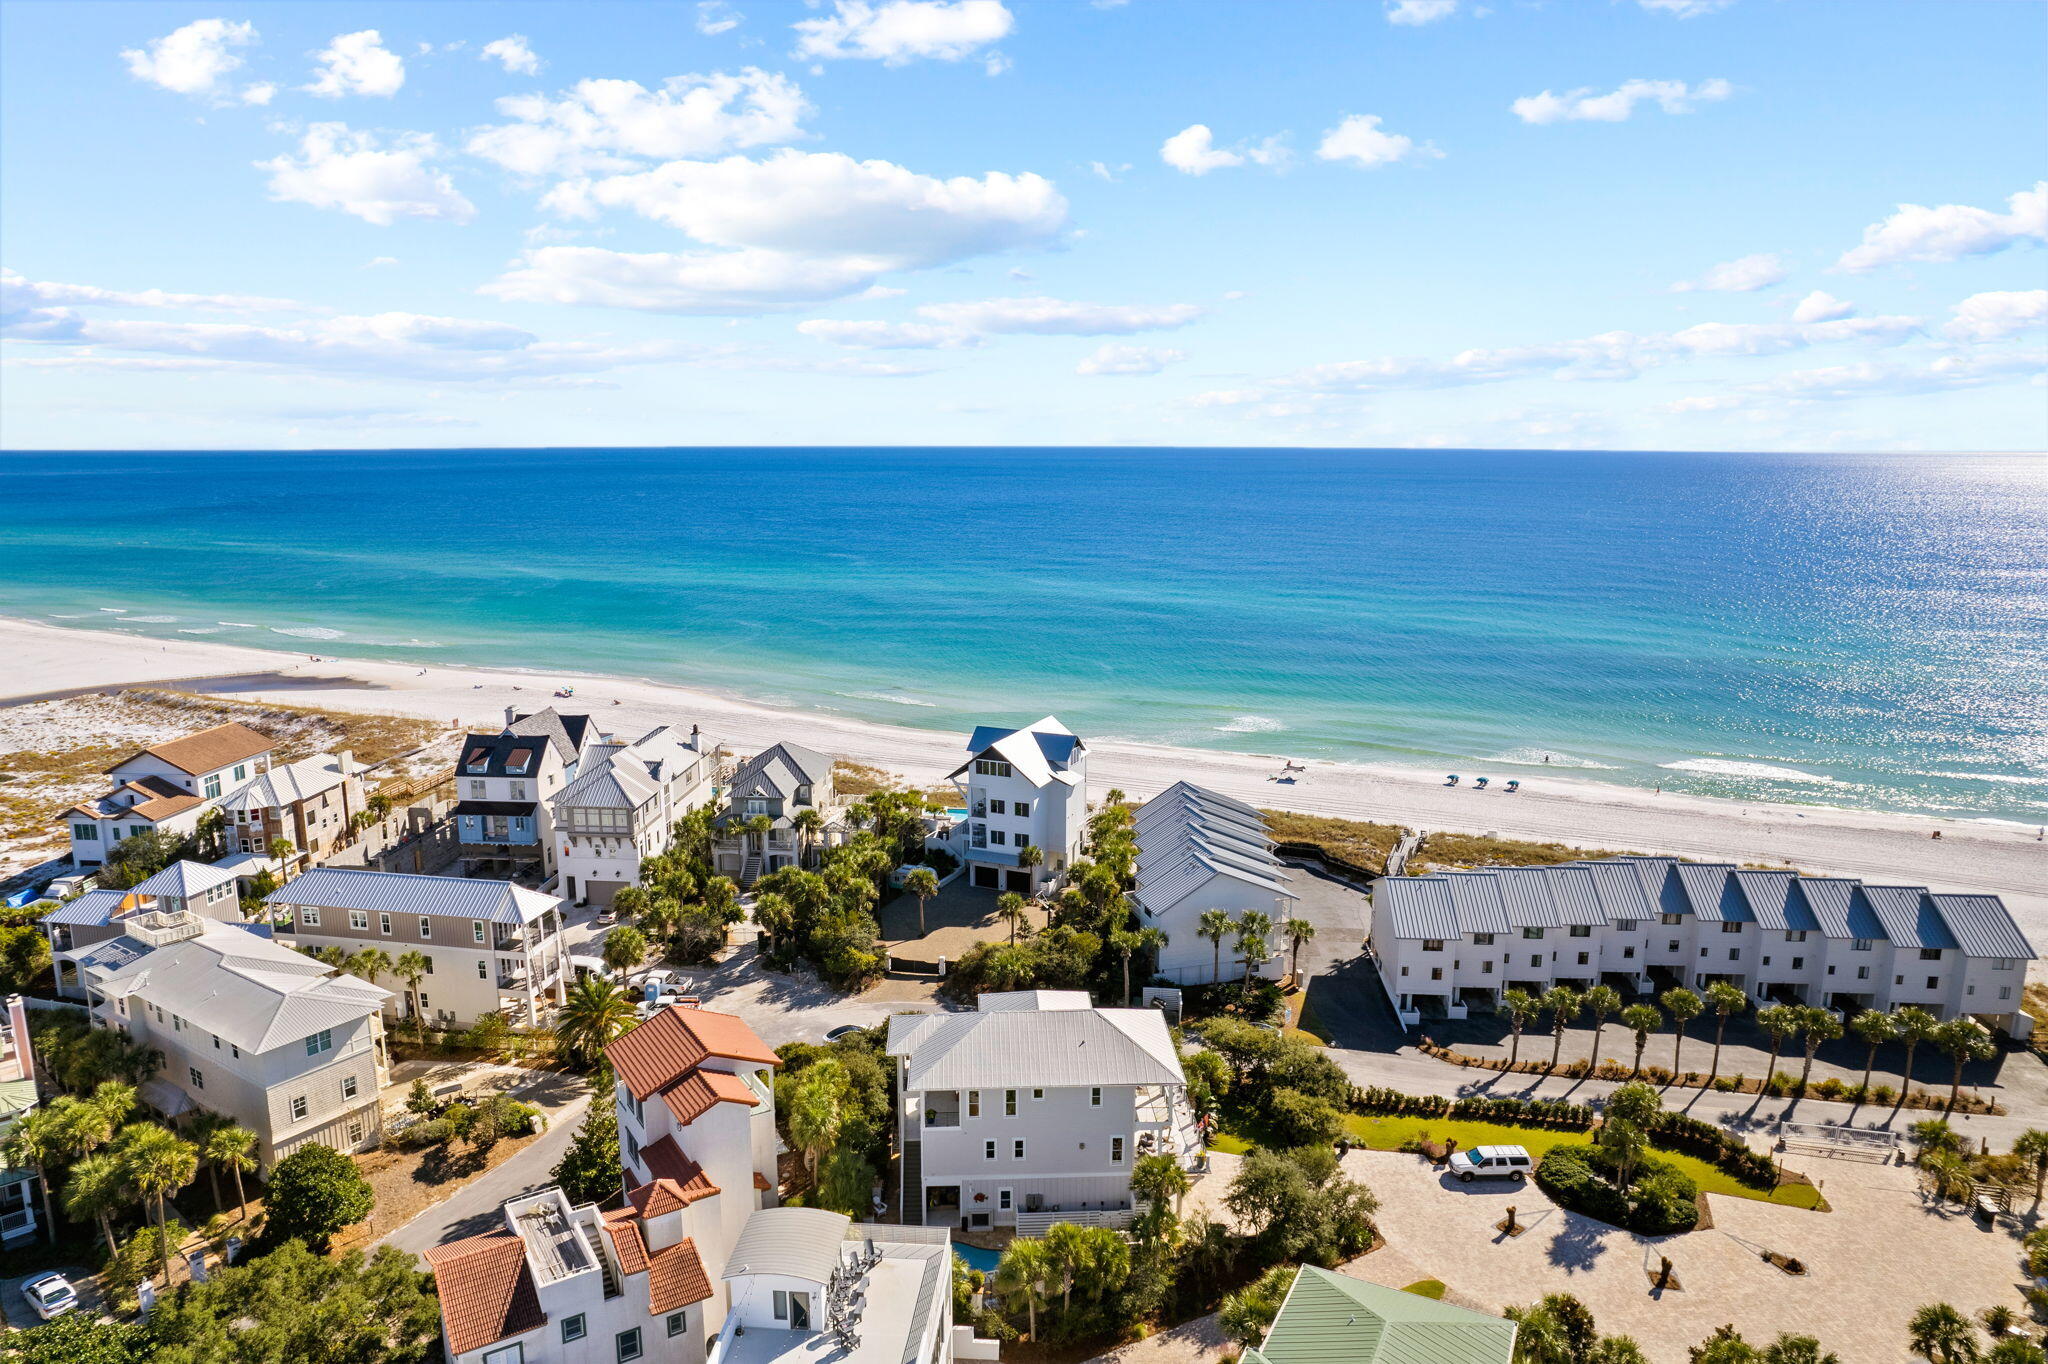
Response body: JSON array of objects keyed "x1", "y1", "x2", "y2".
[
  {"x1": 1536, "y1": 1144, "x2": 1699, "y2": 1236},
  {"x1": 1352, "y1": 1087, "x2": 1594, "y2": 1129},
  {"x1": 1644, "y1": 1111, "x2": 1777, "y2": 1188}
]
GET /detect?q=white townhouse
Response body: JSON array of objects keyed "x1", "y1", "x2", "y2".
[
  {"x1": 61, "y1": 722, "x2": 275, "y2": 867},
  {"x1": 42, "y1": 859, "x2": 250, "y2": 999},
  {"x1": 1368, "y1": 856, "x2": 2036, "y2": 1033},
  {"x1": 267, "y1": 867, "x2": 570, "y2": 1027},
  {"x1": 713, "y1": 742, "x2": 850, "y2": 886},
  {"x1": 1132, "y1": 782, "x2": 1292, "y2": 985},
  {"x1": 551, "y1": 723, "x2": 720, "y2": 908},
  {"x1": 949, "y1": 717, "x2": 1088, "y2": 894},
  {"x1": 887, "y1": 991, "x2": 1204, "y2": 1233},
  {"x1": 90, "y1": 911, "x2": 390, "y2": 1170},
  {"x1": 216, "y1": 748, "x2": 366, "y2": 870}
]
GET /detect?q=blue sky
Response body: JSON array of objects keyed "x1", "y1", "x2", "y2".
[{"x1": 3, "y1": 0, "x2": 2043, "y2": 451}]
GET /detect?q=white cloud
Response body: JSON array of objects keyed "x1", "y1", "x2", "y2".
[
  {"x1": 1385, "y1": 0, "x2": 1457, "y2": 25},
  {"x1": 1741, "y1": 353, "x2": 2046, "y2": 401},
  {"x1": 1671, "y1": 252, "x2": 1786, "y2": 293},
  {"x1": 917, "y1": 296, "x2": 1202, "y2": 335},
  {"x1": 258, "y1": 124, "x2": 476, "y2": 226},
  {"x1": 796, "y1": 319, "x2": 979, "y2": 349},
  {"x1": 1660, "y1": 394, "x2": 1749, "y2": 414},
  {"x1": 793, "y1": 0, "x2": 1013, "y2": 65},
  {"x1": 1836, "y1": 182, "x2": 2048, "y2": 272},
  {"x1": 1076, "y1": 343, "x2": 1185, "y2": 376},
  {"x1": 121, "y1": 18, "x2": 258, "y2": 99},
  {"x1": 2, "y1": 269, "x2": 303, "y2": 335},
  {"x1": 1090, "y1": 161, "x2": 1130, "y2": 182},
  {"x1": 1315, "y1": 115, "x2": 1439, "y2": 169},
  {"x1": 1159, "y1": 124, "x2": 1287, "y2": 175},
  {"x1": 1512, "y1": 78, "x2": 1732, "y2": 125},
  {"x1": 480, "y1": 35, "x2": 541, "y2": 76},
  {"x1": 1637, "y1": 0, "x2": 1734, "y2": 15},
  {"x1": 1789, "y1": 290, "x2": 1854, "y2": 323},
  {"x1": 1946, "y1": 289, "x2": 2048, "y2": 341},
  {"x1": 483, "y1": 245, "x2": 881, "y2": 314},
  {"x1": 364, "y1": 256, "x2": 400, "y2": 268},
  {"x1": 697, "y1": 1, "x2": 743, "y2": 35},
  {"x1": 466, "y1": 70, "x2": 809, "y2": 178},
  {"x1": 241, "y1": 81, "x2": 276, "y2": 105},
  {"x1": 305, "y1": 30, "x2": 406, "y2": 99}
]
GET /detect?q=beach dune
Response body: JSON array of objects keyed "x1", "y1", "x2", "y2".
[{"x1": 4, "y1": 614, "x2": 2044, "y2": 942}]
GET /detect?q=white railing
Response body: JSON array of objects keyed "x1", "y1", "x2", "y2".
[
  {"x1": 1013, "y1": 1207, "x2": 1134, "y2": 1237},
  {"x1": 0, "y1": 1208, "x2": 36, "y2": 1238}
]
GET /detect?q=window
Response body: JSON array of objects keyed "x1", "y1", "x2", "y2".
[
  {"x1": 2001, "y1": 986, "x2": 2014, "y2": 1001},
  {"x1": 418, "y1": 992, "x2": 429, "y2": 1008},
  {"x1": 1919, "y1": 947, "x2": 1943, "y2": 961},
  {"x1": 1668, "y1": 940, "x2": 1680, "y2": 952},
  {"x1": 989, "y1": 799, "x2": 1006, "y2": 815},
  {"x1": 469, "y1": 780, "x2": 487, "y2": 799},
  {"x1": 1422, "y1": 939, "x2": 1445, "y2": 953},
  {"x1": 379, "y1": 912, "x2": 392, "y2": 936},
  {"x1": 171, "y1": 1014, "x2": 183, "y2": 1032},
  {"x1": 1853, "y1": 938, "x2": 1873, "y2": 951},
  {"x1": 305, "y1": 1029, "x2": 333, "y2": 1056},
  {"x1": 1762, "y1": 956, "x2": 1771, "y2": 967},
  {"x1": 347, "y1": 1120, "x2": 364, "y2": 1144},
  {"x1": 773, "y1": 1291, "x2": 789, "y2": 1321},
  {"x1": 1430, "y1": 967, "x2": 1443, "y2": 981},
  {"x1": 482, "y1": 1346, "x2": 524, "y2": 1364},
  {"x1": 1790, "y1": 957, "x2": 1804, "y2": 971},
  {"x1": 1530, "y1": 954, "x2": 1542, "y2": 968},
  {"x1": 616, "y1": 1328, "x2": 643, "y2": 1363},
  {"x1": 1472, "y1": 933, "x2": 1495, "y2": 945},
  {"x1": 968, "y1": 1090, "x2": 981, "y2": 1118},
  {"x1": 561, "y1": 1314, "x2": 587, "y2": 1343},
  {"x1": 1786, "y1": 931, "x2": 1808, "y2": 942},
  {"x1": 1661, "y1": 913, "x2": 1683, "y2": 926},
  {"x1": 1615, "y1": 919, "x2": 1638, "y2": 932},
  {"x1": 300, "y1": 907, "x2": 319, "y2": 927},
  {"x1": 290, "y1": 1096, "x2": 307, "y2": 1122},
  {"x1": 1575, "y1": 953, "x2": 1590, "y2": 966},
  {"x1": 1481, "y1": 961, "x2": 1494, "y2": 974},
  {"x1": 1721, "y1": 921, "x2": 1742, "y2": 933},
  {"x1": 342, "y1": 1075, "x2": 358, "y2": 1100},
  {"x1": 348, "y1": 909, "x2": 369, "y2": 931},
  {"x1": 1015, "y1": 834, "x2": 1031, "y2": 850},
  {"x1": 72, "y1": 823, "x2": 98, "y2": 841},
  {"x1": 998, "y1": 1189, "x2": 1012, "y2": 1211},
  {"x1": 1622, "y1": 947, "x2": 1635, "y2": 959},
  {"x1": 990, "y1": 830, "x2": 1006, "y2": 846},
  {"x1": 212, "y1": 1034, "x2": 220, "y2": 1050},
  {"x1": 1004, "y1": 1089, "x2": 1017, "y2": 1116},
  {"x1": 1013, "y1": 1139, "x2": 1026, "y2": 1159},
  {"x1": 478, "y1": 959, "x2": 489, "y2": 979},
  {"x1": 984, "y1": 1140, "x2": 997, "y2": 1160},
  {"x1": 1522, "y1": 928, "x2": 1544, "y2": 940},
  {"x1": 1014, "y1": 801, "x2": 1030, "y2": 818},
  {"x1": 1090, "y1": 1086, "x2": 1102, "y2": 1107},
  {"x1": 509, "y1": 781, "x2": 529, "y2": 801},
  {"x1": 188, "y1": 1066, "x2": 204, "y2": 1090},
  {"x1": 1569, "y1": 925, "x2": 1592, "y2": 938},
  {"x1": 666, "y1": 1312, "x2": 687, "y2": 1338},
  {"x1": 1927, "y1": 976, "x2": 1940, "y2": 989},
  {"x1": 1032, "y1": 1088, "x2": 1045, "y2": 1101},
  {"x1": 417, "y1": 916, "x2": 430, "y2": 938},
  {"x1": 204, "y1": 773, "x2": 222, "y2": 798},
  {"x1": 1400, "y1": 966, "x2": 1409, "y2": 976},
  {"x1": 974, "y1": 759, "x2": 1012, "y2": 778},
  {"x1": 473, "y1": 921, "x2": 486, "y2": 942},
  {"x1": 1111, "y1": 1137, "x2": 1124, "y2": 1163},
  {"x1": 1729, "y1": 949, "x2": 1740, "y2": 961}
]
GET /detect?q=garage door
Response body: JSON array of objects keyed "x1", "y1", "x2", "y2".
[
  {"x1": 973, "y1": 865, "x2": 999, "y2": 888},
  {"x1": 585, "y1": 879, "x2": 628, "y2": 908},
  {"x1": 1005, "y1": 869, "x2": 1031, "y2": 893}
]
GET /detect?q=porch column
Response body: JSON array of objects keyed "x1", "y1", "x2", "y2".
[
  {"x1": 523, "y1": 942, "x2": 539, "y2": 1024},
  {"x1": 553, "y1": 912, "x2": 568, "y2": 1005}
]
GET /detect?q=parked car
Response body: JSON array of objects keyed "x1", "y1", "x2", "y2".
[
  {"x1": 595, "y1": 907, "x2": 617, "y2": 927},
  {"x1": 1448, "y1": 1144, "x2": 1532, "y2": 1183},
  {"x1": 824, "y1": 1024, "x2": 865, "y2": 1042},
  {"x1": 44, "y1": 873, "x2": 94, "y2": 900},
  {"x1": 23, "y1": 1272, "x2": 77, "y2": 1320}
]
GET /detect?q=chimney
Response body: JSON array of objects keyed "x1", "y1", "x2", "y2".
[
  {"x1": 258, "y1": 753, "x2": 272, "y2": 773},
  {"x1": 505, "y1": 705, "x2": 518, "y2": 727},
  {"x1": 690, "y1": 724, "x2": 701, "y2": 748},
  {"x1": 336, "y1": 749, "x2": 355, "y2": 775}
]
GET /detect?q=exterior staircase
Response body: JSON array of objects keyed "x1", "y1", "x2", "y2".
[
  {"x1": 898, "y1": 1139, "x2": 922, "y2": 1226},
  {"x1": 579, "y1": 1221, "x2": 622, "y2": 1299},
  {"x1": 740, "y1": 851, "x2": 763, "y2": 887}
]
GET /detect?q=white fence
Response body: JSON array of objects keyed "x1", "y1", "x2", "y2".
[
  {"x1": 1013, "y1": 1207, "x2": 1136, "y2": 1238},
  {"x1": 1774, "y1": 1120, "x2": 1898, "y2": 1163}
]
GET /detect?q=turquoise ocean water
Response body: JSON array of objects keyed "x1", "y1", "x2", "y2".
[{"x1": 1, "y1": 448, "x2": 2043, "y2": 822}]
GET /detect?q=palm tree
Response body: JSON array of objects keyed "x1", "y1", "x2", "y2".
[
  {"x1": 1016, "y1": 842, "x2": 1045, "y2": 891},
  {"x1": 1130, "y1": 1151, "x2": 1192, "y2": 1217},
  {"x1": 1619, "y1": 1003, "x2": 1662, "y2": 1077},
  {"x1": 116, "y1": 1122, "x2": 198, "y2": 1285},
  {"x1": 1235, "y1": 910, "x2": 1275, "y2": 986},
  {"x1": 315, "y1": 945, "x2": 346, "y2": 969},
  {"x1": 62, "y1": 1151, "x2": 129, "y2": 1252},
  {"x1": 2, "y1": 1108, "x2": 62, "y2": 1242},
  {"x1": 1755, "y1": 1004, "x2": 1804, "y2": 1088},
  {"x1": 1906, "y1": 1301, "x2": 1979, "y2": 1364},
  {"x1": 1893, "y1": 1005, "x2": 1940, "y2": 1100},
  {"x1": 188, "y1": 1113, "x2": 230, "y2": 1210},
  {"x1": 602, "y1": 924, "x2": 648, "y2": 980},
  {"x1": 1111, "y1": 926, "x2": 1164, "y2": 1005},
  {"x1": 203, "y1": 1124, "x2": 257, "y2": 1220},
  {"x1": 1582, "y1": 985, "x2": 1622, "y2": 1074},
  {"x1": 1932, "y1": 1018, "x2": 1997, "y2": 1114},
  {"x1": 997, "y1": 891, "x2": 1029, "y2": 946},
  {"x1": 345, "y1": 947, "x2": 393, "y2": 987},
  {"x1": 791, "y1": 807, "x2": 824, "y2": 866},
  {"x1": 267, "y1": 835, "x2": 297, "y2": 880},
  {"x1": 786, "y1": 1059, "x2": 847, "y2": 1178},
  {"x1": 555, "y1": 975, "x2": 637, "y2": 1069},
  {"x1": 1105, "y1": 787, "x2": 1128, "y2": 806},
  {"x1": 1793, "y1": 1005, "x2": 1844, "y2": 1097},
  {"x1": 903, "y1": 867, "x2": 939, "y2": 938},
  {"x1": 1283, "y1": 918, "x2": 1316, "y2": 984},
  {"x1": 1661, "y1": 987, "x2": 1703, "y2": 1076},
  {"x1": 1703, "y1": 980, "x2": 1749, "y2": 1081},
  {"x1": 1198, "y1": 909, "x2": 1233, "y2": 985},
  {"x1": 1541, "y1": 986, "x2": 1582, "y2": 1071},
  {"x1": 393, "y1": 950, "x2": 430, "y2": 1022},
  {"x1": 1041, "y1": 1222, "x2": 1093, "y2": 1314},
  {"x1": 1849, "y1": 1009, "x2": 1898, "y2": 1098},
  {"x1": 2012, "y1": 1129, "x2": 2048, "y2": 1203},
  {"x1": 993, "y1": 1237, "x2": 1052, "y2": 1341},
  {"x1": 1502, "y1": 988, "x2": 1539, "y2": 1068}
]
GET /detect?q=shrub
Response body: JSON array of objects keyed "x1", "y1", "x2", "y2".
[
  {"x1": 1814, "y1": 1077, "x2": 1846, "y2": 1100},
  {"x1": 1870, "y1": 1084, "x2": 1896, "y2": 1106},
  {"x1": 394, "y1": 1118, "x2": 453, "y2": 1150},
  {"x1": 1266, "y1": 1089, "x2": 1345, "y2": 1147},
  {"x1": 263, "y1": 1143, "x2": 375, "y2": 1252},
  {"x1": 1536, "y1": 1144, "x2": 1699, "y2": 1235}
]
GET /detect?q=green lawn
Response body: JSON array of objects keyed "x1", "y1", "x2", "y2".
[
  {"x1": 1402, "y1": 1280, "x2": 1447, "y2": 1299},
  {"x1": 1342, "y1": 1113, "x2": 1826, "y2": 1211},
  {"x1": 1207, "y1": 1132, "x2": 1254, "y2": 1155}
]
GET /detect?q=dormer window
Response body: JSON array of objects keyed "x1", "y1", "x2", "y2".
[
  {"x1": 505, "y1": 747, "x2": 535, "y2": 775},
  {"x1": 463, "y1": 747, "x2": 492, "y2": 774},
  {"x1": 974, "y1": 759, "x2": 1012, "y2": 778}
]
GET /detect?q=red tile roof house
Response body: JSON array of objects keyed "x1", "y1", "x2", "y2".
[{"x1": 62, "y1": 723, "x2": 276, "y2": 868}]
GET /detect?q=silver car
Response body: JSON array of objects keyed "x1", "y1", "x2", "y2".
[
  {"x1": 23, "y1": 1272, "x2": 77, "y2": 1320},
  {"x1": 1447, "y1": 1144, "x2": 1532, "y2": 1183}
]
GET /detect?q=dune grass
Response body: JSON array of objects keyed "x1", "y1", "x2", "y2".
[
  {"x1": 1409, "y1": 831, "x2": 1636, "y2": 873},
  {"x1": 1259, "y1": 808, "x2": 1406, "y2": 875}
]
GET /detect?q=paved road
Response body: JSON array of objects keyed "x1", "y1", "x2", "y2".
[{"x1": 376, "y1": 1088, "x2": 592, "y2": 1258}]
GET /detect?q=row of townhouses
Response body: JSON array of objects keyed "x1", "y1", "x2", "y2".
[
  {"x1": 1369, "y1": 856, "x2": 2034, "y2": 1031},
  {"x1": 1132, "y1": 781, "x2": 1292, "y2": 985}
]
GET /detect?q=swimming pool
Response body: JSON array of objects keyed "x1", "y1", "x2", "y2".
[{"x1": 953, "y1": 1241, "x2": 1002, "y2": 1275}]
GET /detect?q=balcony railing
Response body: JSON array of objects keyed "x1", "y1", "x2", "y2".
[{"x1": 923, "y1": 1110, "x2": 960, "y2": 1129}]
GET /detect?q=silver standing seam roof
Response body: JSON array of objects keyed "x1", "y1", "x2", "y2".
[
  {"x1": 723, "y1": 1207, "x2": 851, "y2": 1285},
  {"x1": 1133, "y1": 781, "x2": 1295, "y2": 917},
  {"x1": 265, "y1": 867, "x2": 561, "y2": 925},
  {"x1": 886, "y1": 994, "x2": 1184, "y2": 1090}
]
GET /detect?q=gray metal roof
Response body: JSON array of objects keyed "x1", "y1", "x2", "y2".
[
  {"x1": 886, "y1": 996, "x2": 1182, "y2": 1090},
  {"x1": 96, "y1": 921, "x2": 388, "y2": 1053},
  {"x1": 724, "y1": 1207, "x2": 851, "y2": 1286},
  {"x1": 1493, "y1": 868, "x2": 1562, "y2": 928},
  {"x1": 1732, "y1": 871, "x2": 1820, "y2": 933},
  {"x1": 1930, "y1": 894, "x2": 2033, "y2": 958},
  {"x1": 266, "y1": 867, "x2": 560, "y2": 925},
  {"x1": 1861, "y1": 885, "x2": 1959, "y2": 951},
  {"x1": 1134, "y1": 781, "x2": 1293, "y2": 916},
  {"x1": 1376, "y1": 877, "x2": 1461, "y2": 939},
  {"x1": 1439, "y1": 875, "x2": 1511, "y2": 936},
  {"x1": 1792, "y1": 878, "x2": 1885, "y2": 940},
  {"x1": 133, "y1": 860, "x2": 239, "y2": 900},
  {"x1": 1543, "y1": 866, "x2": 1610, "y2": 927},
  {"x1": 41, "y1": 888, "x2": 128, "y2": 928},
  {"x1": 1672, "y1": 864, "x2": 1748, "y2": 922},
  {"x1": 1574, "y1": 861, "x2": 1655, "y2": 921},
  {"x1": 728, "y1": 741, "x2": 833, "y2": 804}
]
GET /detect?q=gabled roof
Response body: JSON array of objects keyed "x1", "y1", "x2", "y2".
[
  {"x1": 219, "y1": 752, "x2": 360, "y2": 810},
  {"x1": 41, "y1": 888, "x2": 134, "y2": 928},
  {"x1": 724, "y1": 1207, "x2": 851, "y2": 1286},
  {"x1": 886, "y1": 994, "x2": 1183, "y2": 1090},
  {"x1": 601, "y1": 1210, "x2": 715, "y2": 1313},
  {"x1": 555, "y1": 724, "x2": 711, "y2": 812},
  {"x1": 1675, "y1": 864, "x2": 1749, "y2": 922},
  {"x1": 729, "y1": 741, "x2": 834, "y2": 803},
  {"x1": 1930, "y1": 893, "x2": 2033, "y2": 958},
  {"x1": 107, "y1": 723, "x2": 273, "y2": 778},
  {"x1": 265, "y1": 868, "x2": 561, "y2": 925},
  {"x1": 1732, "y1": 871, "x2": 1821, "y2": 933},
  {"x1": 950, "y1": 715, "x2": 1084, "y2": 788},
  {"x1": 132, "y1": 860, "x2": 239, "y2": 900},
  {"x1": 1861, "y1": 885, "x2": 1959, "y2": 951},
  {"x1": 658, "y1": 1067, "x2": 762, "y2": 1126},
  {"x1": 629, "y1": 1134, "x2": 721, "y2": 1213},
  {"x1": 456, "y1": 732, "x2": 555, "y2": 780},
  {"x1": 1134, "y1": 780, "x2": 1293, "y2": 917},
  {"x1": 63, "y1": 776, "x2": 205, "y2": 825},
  {"x1": 1378, "y1": 877, "x2": 1460, "y2": 940},
  {"x1": 425, "y1": 1232, "x2": 547, "y2": 1356},
  {"x1": 505, "y1": 708, "x2": 593, "y2": 762},
  {"x1": 607, "y1": 1005, "x2": 780, "y2": 1104},
  {"x1": 1252, "y1": 1265, "x2": 1515, "y2": 1364}
]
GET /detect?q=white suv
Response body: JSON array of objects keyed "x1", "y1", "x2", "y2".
[{"x1": 1447, "y1": 1144, "x2": 1532, "y2": 1183}]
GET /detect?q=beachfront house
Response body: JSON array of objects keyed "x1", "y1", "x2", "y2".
[
  {"x1": 887, "y1": 990, "x2": 1204, "y2": 1232},
  {"x1": 89, "y1": 912, "x2": 390, "y2": 1171},
  {"x1": 0, "y1": 997, "x2": 47, "y2": 1244},
  {"x1": 61, "y1": 722, "x2": 275, "y2": 867},
  {"x1": 267, "y1": 867, "x2": 570, "y2": 1027},
  {"x1": 1242, "y1": 1265, "x2": 1516, "y2": 1364},
  {"x1": 452, "y1": 727, "x2": 571, "y2": 881},
  {"x1": 551, "y1": 723, "x2": 720, "y2": 908},
  {"x1": 1132, "y1": 781, "x2": 1292, "y2": 985},
  {"x1": 1368, "y1": 856, "x2": 2036, "y2": 1034},
  {"x1": 42, "y1": 859, "x2": 252, "y2": 999},
  {"x1": 216, "y1": 749, "x2": 366, "y2": 871},
  {"x1": 712, "y1": 741, "x2": 849, "y2": 886},
  {"x1": 948, "y1": 717, "x2": 1087, "y2": 894}
]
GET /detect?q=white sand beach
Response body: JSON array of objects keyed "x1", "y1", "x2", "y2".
[{"x1": 4, "y1": 614, "x2": 2045, "y2": 939}]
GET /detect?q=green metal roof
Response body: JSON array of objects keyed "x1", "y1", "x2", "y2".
[{"x1": 1256, "y1": 1267, "x2": 1517, "y2": 1364}]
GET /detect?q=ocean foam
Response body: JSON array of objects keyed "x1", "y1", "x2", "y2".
[
  {"x1": 1913, "y1": 770, "x2": 2045, "y2": 787},
  {"x1": 98, "y1": 607, "x2": 126, "y2": 612},
  {"x1": 178, "y1": 627, "x2": 226, "y2": 635},
  {"x1": 1660, "y1": 758, "x2": 1843, "y2": 785},
  {"x1": 1215, "y1": 715, "x2": 1287, "y2": 734},
  {"x1": 840, "y1": 690, "x2": 937, "y2": 708},
  {"x1": 271, "y1": 626, "x2": 346, "y2": 641},
  {"x1": 1486, "y1": 747, "x2": 1619, "y2": 770},
  {"x1": 361, "y1": 639, "x2": 444, "y2": 649},
  {"x1": 47, "y1": 614, "x2": 94, "y2": 619},
  {"x1": 117, "y1": 615, "x2": 177, "y2": 623},
  {"x1": 216, "y1": 621, "x2": 259, "y2": 628}
]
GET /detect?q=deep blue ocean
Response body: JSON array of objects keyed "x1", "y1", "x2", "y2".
[{"x1": 2, "y1": 448, "x2": 2044, "y2": 821}]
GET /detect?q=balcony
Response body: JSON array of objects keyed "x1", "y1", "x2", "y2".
[{"x1": 922, "y1": 1091, "x2": 961, "y2": 1129}]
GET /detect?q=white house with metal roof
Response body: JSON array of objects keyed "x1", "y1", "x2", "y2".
[
  {"x1": 1369, "y1": 856, "x2": 2034, "y2": 1032},
  {"x1": 887, "y1": 990, "x2": 1204, "y2": 1233},
  {"x1": 1133, "y1": 782, "x2": 1291, "y2": 985},
  {"x1": 90, "y1": 913, "x2": 389, "y2": 1170},
  {"x1": 42, "y1": 859, "x2": 251, "y2": 1000},
  {"x1": 267, "y1": 867, "x2": 569, "y2": 1027},
  {"x1": 948, "y1": 717, "x2": 1088, "y2": 894},
  {"x1": 713, "y1": 741, "x2": 850, "y2": 886},
  {"x1": 551, "y1": 723, "x2": 720, "y2": 908},
  {"x1": 216, "y1": 748, "x2": 365, "y2": 870}
]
